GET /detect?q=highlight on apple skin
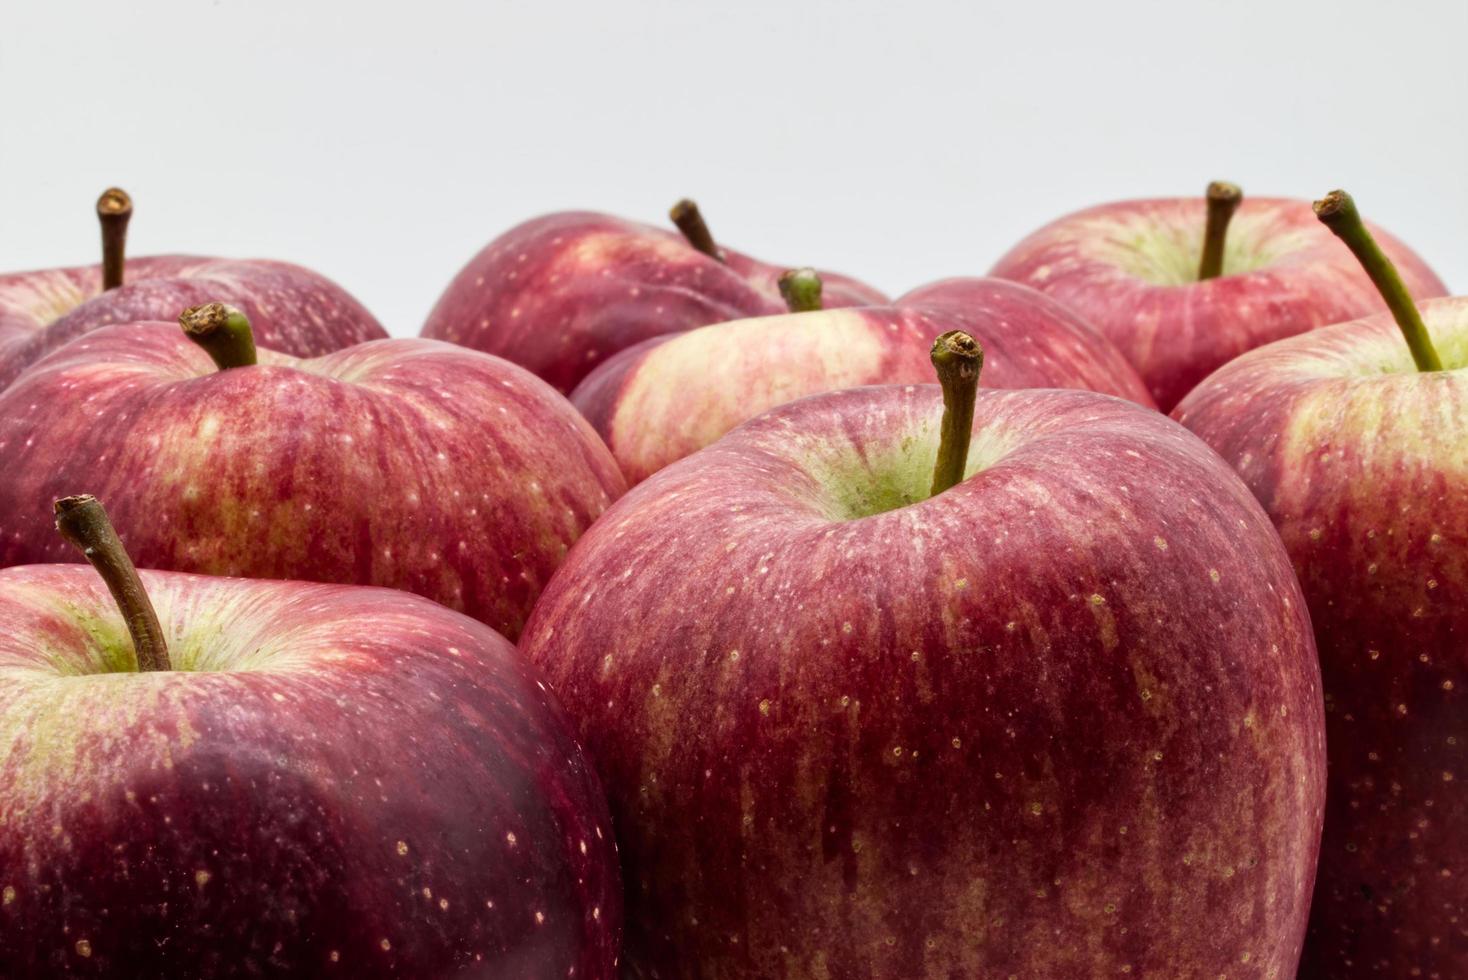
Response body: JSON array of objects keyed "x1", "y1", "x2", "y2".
[
  {"x1": 0, "y1": 557, "x2": 622, "y2": 977},
  {"x1": 570, "y1": 276, "x2": 1154, "y2": 485},
  {"x1": 990, "y1": 192, "x2": 1446, "y2": 411},
  {"x1": 0, "y1": 189, "x2": 385, "y2": 390},
  {"x1": 521, "y1": 377, "x2": 1326, "y2": 978},
  {"x1": 1175, "y1": 294, "x2": 1468, "y2": 978},
  {"x1": 421, "y1": 204, "x2": 886, "y2": 393},
  {"x1": 0, "y1": 312, "x2": 626, "y2": 641}
]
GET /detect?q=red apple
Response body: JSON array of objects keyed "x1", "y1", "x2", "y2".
[
  {"x1": 571, "y1": 274, "x2": 1154, "y2": 485},
  {"x1": 0, "y1": 494, "x2": 620, "y2": 977},
  {"x1": 522, "y1": 333, "x2": 1325, "y2": 978},
  {"x1": 420, "y1": 200, "x2": 886, "y2": 393},
  {"x1": 1174, "y1": 190, "x2": 1466, "y2": 978},
  {"x1": 0, "y1": 305, "x2": 625, "y2": 640},
  {"x1": 0, "y1": 189, "x2": 385, "y2": 389},
  {"x1": 990, "y1": 183, "x2": 1447, "y2": 411}
]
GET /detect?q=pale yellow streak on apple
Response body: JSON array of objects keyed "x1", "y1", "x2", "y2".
[
  {"x1": 2, "y1": 271, "x2": 91, "y2": 327},
  {"x1": 1067, "y1": 207, "x2": 1315, "y2": 286},
  {"x1": 573, "y1": 232, "x2": 694, "y2": 269},
  {"x1": 0, "y1": 580, "x2": 344, "y2": 825},
  {"x1": 608, "y1": 310, "x2": 888, "y2": 474},
  {"x1": 0, "y1": 679, "x2": 203, "y2": 832},
  {"x1": 0, "y1": 259, "x2": 256, "y2": 340},
  {"x1": 1275, "y1": 308, "x2": 1468, "y2": 506}
]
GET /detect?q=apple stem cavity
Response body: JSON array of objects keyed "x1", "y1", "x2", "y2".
[
  {"x1": 96, "y1": 187, "x2": 133, "y2": 292},
  {"x1": 54, "y1": 495, "x2": 171, "y2": 672},
  {"x1": 928, "y1": 330, "x2": 984, "y2": 498},
  {"x1": 778, "y1": 268, "x2": 823, "y2": 312},
  {"x1": 669, "y1": 199, "x2": 723, "y2": 262},
  {"x1": 180, "y1": 303, "x2": 259, "y2": 371},
  {"x1": 1197, "y1": 181, "x2": 1242, "y2": 281},
  {"x1": 1314, "y1": 190, "x2": 1443, "y2": 373}
]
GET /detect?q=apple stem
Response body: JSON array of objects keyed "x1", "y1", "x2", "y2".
[
  {"x1": 928, "y1": 331, "x2": 984, "y2": 498},
  {"x1": 1314, "y1": 190, "x2": 1443, "y2": 373},
  {"x1": 179, "y1": 303, "x2": 258, "y2": 370},
  {"x1": 1197, "y1": 181, "x2": 1242, "y2": 281},
  {"x1": 96, "y1": 188, "x2": 133, "y2": 292},
  {"x1": 54, "y1": 495, "x2": 170, "y2": 672},
  {"x1": 778, "y1": 268, "x2": 823, "y2": 312},
  {"x1": 669, "y1": 199, "x2": 723, "y2": 262}
]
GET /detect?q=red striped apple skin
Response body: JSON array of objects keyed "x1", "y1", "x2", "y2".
[
  {"x1": 571, "y1": 277, "x2": 1154, "y2": 485},
  {"x1": 0, "y1": 567, "x2": 621, "y2": 978},
  {"x1": 522, "y1": 383, "x2": 1325, "y2": 979},
  {"x1": 0, "y1": 256, "x2": 386, "y2": 389},
  {"x1": 991, "y1": 197, "x2": 1447, "y2": 411},
  {"x1": 0, "y1": 323, "x2": 626, "y2": 640},
  {"x1": 421, "y1": 211, "x2": 886, "y2": 393},
  {"x1": 1174, "y1": 298, "x2": 1468, "y2": 978}
]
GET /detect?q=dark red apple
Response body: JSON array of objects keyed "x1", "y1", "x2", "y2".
[
  {"x1": 1174, "y1": 190, "x2": 1467, "y2": 978},
  {"x1": 522, "y1": 334, "x2": 1325, "y2": 978},
  {"x1": 0, "y1": 305, "x2": 625, "y2": 640},
  {"x1": 570, "y1": 274, "x2": 1153, "y2": 484},
  {"x1": 420, "y1": 200, "x2": 886, "y2": 393},
  {"x1": 0, "y1": 189, "x2": 385, "y2": 389},
  {"x1": 0, "y1": 494, "x2": 620, "y2": 977},
  {"x1": 990, "y1": 183, "x2": 1447, "y2": 410}
]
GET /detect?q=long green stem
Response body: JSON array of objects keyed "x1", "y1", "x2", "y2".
[
  {"x1": 96, "y1": 188, "x2": 133, "y2": 292},
  {"x1": 54, "y1": 495, "x2": 170, "y2": 672},
  {"x1": 179, "y1": 303, "x2": 259, "y2": 370},
  {"x1": 1198, "y1": 181, "x2": 1242, "y2": 281},
  {"x1": 929, "y1": 331, "x2": 984, "y2": 497},
  {"x1": 669, "y1": 199, "x2": 722, "y2": 262},
  {"x1": 778, "y1": 268, "x2": 823, "y2": 312},
  {"x1": 1314, "y1": 190, "x2": 1442, "y2": 373}
]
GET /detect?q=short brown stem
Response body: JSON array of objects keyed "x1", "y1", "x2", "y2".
[
  {"x1": 929, "y1": 331, "x2": 984, "y2": 497},
  {"x1": 778, "y1": 268, "x2": 823, "y2": 312},
  {"x1": 54, "y1": 495, "x2": 170, "y2": 672},
  {"x1": 1198, "y1": 181, "x2": 1242, "y2": 281},
  {"x1": 96, "y1": 188, "x2": 133, "y2": 291},
  {"x1": 669, "y1": 199, "x2": 722, "y2": 262},
  {"x1": 180, "y1": 303, "x2": 258, "y2": 371},
  {"x1": 1314, "y1": 190, "x2": 1443, "y2": 373}
]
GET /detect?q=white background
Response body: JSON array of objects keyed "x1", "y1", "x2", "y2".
[{"x1": 2, "y1": 0, "x2": 1463, "y2": 335}]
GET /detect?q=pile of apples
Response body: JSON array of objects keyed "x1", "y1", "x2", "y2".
[{"x1": 0, "y1": 184, "x2": 1460, "y2": 979}]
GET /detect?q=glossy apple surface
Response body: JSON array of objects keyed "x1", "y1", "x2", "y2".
[
  {"x1": 522, "y1": 382, "x2": 1325, "y2": 978},
  {"x1": 0, "y1": 565, "x2": 620, "y2": 977},
  {"x1": 991, "y1": 197, "x2": 1446, "y2": 410},
  {"x1": 0, "y1": 323, "x2": 626, "y2": 639},
  {"x1": 1174, "y1": 296, "x2": 1468, "y2": 977},
  {"x1": 421, "y1": 210, "x2": 886, "y2": 393},
  {"x1": 571, "y1": 277, "x2": 1153, "y2": 484},
  {"x1": 0, "y1": 256, "x2": 386, "y2": 389}
]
